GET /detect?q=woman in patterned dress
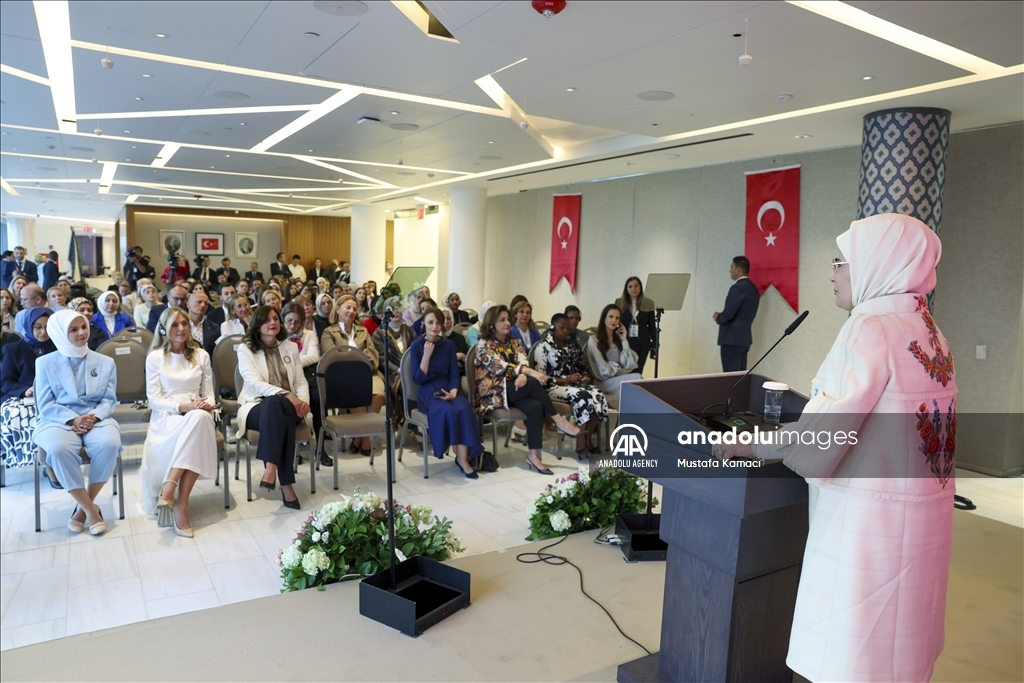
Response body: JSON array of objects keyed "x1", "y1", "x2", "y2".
[
  {"x1": 533, "y1": 313, "x2": 609, "y2": 458},
  {"x1": 1, "y1": 307, "x2": 56, "y2": 468}
]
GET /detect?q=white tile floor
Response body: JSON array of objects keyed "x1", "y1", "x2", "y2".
[
  {"x1": 1, "y1": 436, "x2": 1020, "y2": 652},
  {"x1": 0, "y1": 429, "x2": 599, "y2": 651}
]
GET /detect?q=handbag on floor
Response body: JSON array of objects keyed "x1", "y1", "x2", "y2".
[{"x1": 479, "y1": 450, "x2": 499, "y2": 472}]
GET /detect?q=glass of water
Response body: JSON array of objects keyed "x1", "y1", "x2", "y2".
[{"x1": 763, "y1": 381, "x2": 789, "y2": 424}]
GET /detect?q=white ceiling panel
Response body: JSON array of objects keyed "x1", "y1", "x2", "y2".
[
  {"x1": 423, "y1": 1, "x2": 505, "y2": 33},
  {"x1": 68, "y1": 0, "x2": 271, "y2": 64},
  {"x1": 191, "y1": 72, "x2": 334, "y2": 109},
  {"x1": 72, "y1": 51, "x2": 217, "y2": 116},
  {"x1": 931, "y1": 6, "x2": 1024, "y2": 68},
  {"x1": 0, "y1": 33, "x2": 48, "y2": 81},
  {"x1": 0, "y1": 74, "x2": 58, "y2": 129},
  {"x1": 168, "y1": 110, "x2": 308, "y2": 148},
  {"x1": 847, "y1": 1, "x2": 1021, "y2": 37}
]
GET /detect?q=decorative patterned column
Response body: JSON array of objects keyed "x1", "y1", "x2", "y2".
[{"x1": 856, "y1": 107, "x2": 951, "y2": 232}]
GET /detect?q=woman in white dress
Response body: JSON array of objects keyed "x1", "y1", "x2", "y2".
[
  {"x1": 141, "y1": 306, "x2": 219, "y2": 537},
  {"x1": 220, "y1": 293, "x2": 252, "y2": 338},
  {"x1": 585, "y1": 303, "x2": 641, "y2": 410},
  {"x1": 721, "y1": 214, "x2": 957, "y2": 682}
]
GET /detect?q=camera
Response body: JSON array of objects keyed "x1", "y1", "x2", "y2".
[
  {"x1": 167, "y1": 252, "x2": 181, "y2": 265},
  {"x1": 193, "y1": 254, "x2": 205, "y2": 267}
]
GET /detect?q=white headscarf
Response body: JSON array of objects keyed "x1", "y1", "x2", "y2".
[
  {"x1": 315, "y1": 292, "x2": 332, "y2": 317},
  {"x1": 47, "y1": 309, "x2": 90, "y2": 358},
  {"x1": 836, "y1": 213, "x2": 941, "y2": 309},
  {"x1": 476, "y1": 300, "x2": 497, "y2": 330}
]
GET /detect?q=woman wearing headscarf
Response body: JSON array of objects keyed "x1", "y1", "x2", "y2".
[
  {"x1": 67, "y1": 298, "x2": 106, "y2": 351},
  {"x1": 236, "y1": 306, "x2": 309, "y2": 509},
  {"x1": 313, "y1": 293, "x2": 333, "y2": 340},
  {"x1": 133, "y1": 283, "x2": 159, "y2": 330},
  {"x1": 465, "y1": 299, "x2": 497, "y2": 349},
  {"x1": 91, "y1": 291, "x2": 133, "y2": 342},
  {"x1": 1, "y1": 308, "x2": 57, "y2": 469},
  {"x1": 372, "y1": 299, "x2": 415, "y2": 423},
  {"x1": 720, "y1": 214, "x2": 957, "y2": 683},
  {"x1": 141, "y1": 306, "x2": 219, "y2": 537},
  {"x1": 32, "y1": 310, "x2": 121, "y2": 536}
]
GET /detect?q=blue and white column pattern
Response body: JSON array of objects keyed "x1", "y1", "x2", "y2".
[{"x1": 856, "y1": 108, "x2": 951, "y2": 234}]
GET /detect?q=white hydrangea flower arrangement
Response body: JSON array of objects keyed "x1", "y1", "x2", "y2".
[
  {"x1": 278, "y1": 488, "x2": 465, "y2": 592},
  {"x1": 525, "y1": 467, "x2": 655, "y2": 541}
]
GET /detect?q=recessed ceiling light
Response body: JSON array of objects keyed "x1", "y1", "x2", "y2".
[
  {"x1": 131, "y1": 145, "x2": 137, "y2": 148},
  {"x1": 239, "y1": 122, "x2": 247, "y2": 126},
  {"x1": 389, "y1": 110, "x2": 400, "y2": 115},
  {"x1": 487, "y1": 140, "x2": 495, "y2": 144},
  {"x1": 862, "y1": 75, "x2": 873, "y2": 80},
  {"x1": 123, "y1": 129, "x2": 131, "y2": 133},
  {"x1": 733, "y1": 33, "x2": 743, "y2": 38},
  {"x1": 142, "y1": 73, "x2": 151, "y2": 78},
  {"x1": 134, "y1": 97, "x2": 144, "y2": 101},
  {"x1": 154, "y1": 33, "x2": 167, "y2": 38},
  {"x1": 662, "y1": 153, "x2": 680, "y2": 159},
  {"x1": 390, "y1": 123, "x2": 419, "y2": 131},
  {"x1": 213, "y1": 91, "x2": 249, "y2": 100},
  {"x1": 308, "y1": 149, "x2": 314, "y2": 153},
  {"x1": 565, "y1": 87, "x2": 577, "y2": 92},
  {"x1": 777, "y1": 93, "x2": 793, "y2": 102},
  {"x1": 794, "y1": 134, "x2": 813, "y2": 139},
  {"x1": 225, "y1": 154, "x2": 231, "y2": 157},
  {"x1": 637, "y1": 90, "x2": 675, "y2": 102},
  {"x1": 210, "y1": 166, "x2": 215, "y2": 169}
]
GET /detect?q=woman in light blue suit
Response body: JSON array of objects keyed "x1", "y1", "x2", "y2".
[{"x1": 32, "y1": 310, "x2": 121, "y2": 536}]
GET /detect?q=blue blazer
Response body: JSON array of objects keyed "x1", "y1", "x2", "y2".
[
  {"x1": 1, "y1": 340, "x2": 52, "y2": 402},
  {"x1": 91, "y1": 311, "x2": 134, "y2": 341},
  {"x1": 510, "y1": 326, "x2": 540, "y2": 350},
  {"x1": 32, "y1": 351, "x2": 118, "y2": 435},
  {"x1": 716, "y1": 278, "x2": 760, "y2": 348},
  {"x1": 13, "y1": 260, "x2": 38, "y2": 283},
  {"x1": 41, "y1": 261, "x2": 60, "y2": 291},
  {"x1": 0, "y1": 260, "x2": 16, "y2": 289}
]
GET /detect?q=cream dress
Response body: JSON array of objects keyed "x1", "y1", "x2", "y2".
[{"x1": 140, "y1": 348, "x2": 219, "y2": 515}]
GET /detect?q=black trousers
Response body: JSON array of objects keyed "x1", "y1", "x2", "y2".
[
  {"x1": 246, "y1": 394, "x2": 303, "y2": 485},
  {"x1": 720, "y1": 345, "x2": 749, "y2": 373},
  {"x1": 505, "y1": 377, "x2": 558, "y2": 450}
]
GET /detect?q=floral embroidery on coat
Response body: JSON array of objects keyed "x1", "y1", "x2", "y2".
[
  {"x1": 915, "y1": 399, "x2": 956, "y2": 487},
  {"x1": 907, "y1": 295, "x2": 954, "y2": 387}
]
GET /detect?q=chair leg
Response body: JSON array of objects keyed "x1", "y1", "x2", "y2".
[
  {"x1": 333, "y1": 438, "x2": 340, "y2": 491},
  {"x1": 1, "y1": 462, "x2": 6, "y2": 487},
  {"x1": 112, "y1": 467, "x2": 118, "y2": 496},
  {"x1": 116, "y1": 456, "x2": 125, "y2": 520},
  {"x1": 309, "y1": 438, "x2": 316, "y2": 495},
  {"x1": 223, "y1": 445, "x2": 230, "y2": 509},
  {"x1": 34, "y1": 455, "x2": 42, "y2": 533},
  {"x1": 234, "y1": 438, "x2": 241, "y2": 480},
  {"x1": 422, "y1": 425, "x2": 429, "y2": 479},
  {"x1": 491, "y1": 422, "x2": 498, "y2": 456},
  {"x1": 504, "y1": 424, "x2": 512, "y2": 448},
  {"x1": 397, "y1": 426, "x2": 406, "y2": 461},
  {"x1": 245, "y1": 442, "x2": 252, "y2": 502}
]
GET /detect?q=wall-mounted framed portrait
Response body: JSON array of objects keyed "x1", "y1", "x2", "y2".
[
  {"x1": 160, "y1": 230, "x2": 185, "y2": 256},
  {"x1": 196, "y1": 233, "x2": 225, "y2": 255},
  {"x1": 236, "y1": 232, "x2": 258, "y2": 258}
]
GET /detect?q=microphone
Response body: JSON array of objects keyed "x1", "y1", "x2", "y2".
[{"x1": 709, "y1": 310, "x2": 809, "y2": 432}]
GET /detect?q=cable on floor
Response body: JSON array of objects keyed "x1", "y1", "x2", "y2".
[{"x1": 516, "y1": 533, "x2": 651, "y2": 655}]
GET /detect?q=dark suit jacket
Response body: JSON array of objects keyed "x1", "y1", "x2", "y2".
[
  {"x1": 270, "y1": 262, "x2": 288, "y2": 278},
  {"x1": 244, "y1": 270, "x2": 264, "y2": 283},
  {"x1": 197, "y1": 317, "x2": 221, "y2": 356},
  {"x1": 13, "y1": 260, "x2": 38, "y2": 283},
  {"x1": 217, "y1": 267, "x2": 240, "y2": 285},
  {"x1": 41, "y1": 261, "x2": 60, "y2": 291},
  {"x1": 309, "y1": 267, "x2": 328, "y2": 283},
  {"x1": 620, "y1": 306, "x2": 656, "y2": 359},
  {"x1": 716, "y1": 278, "x2": 760, "y2": 348},
  {"x1": 207, "y1": 306, "x2": 227, "y2": 326},
  {"x1": 147, "y1": 303, "x2": 169, "y2": 332},
  {"x1": 0, "y1": 260, "x2": 16, "y2": 289},
  {"x1": 333, "y1": 270, "x2": 351, "y2": 285},
  {"x1": 1, "y1": 340, "x2": 48, "y2": 402},
  {"x1": 192, "y1": 266, "x2": 216, "y2": 288}
]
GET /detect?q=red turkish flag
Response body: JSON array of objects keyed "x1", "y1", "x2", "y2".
[
  {"x1": 201, "y1": 237, "x2": 219, "y2": 251},
  {"x1": 550, "y1": 194, "x2": 581, "y2": 292},
  {"x1": 745, "y1": 166, "x2": 800, "y2": 312}
]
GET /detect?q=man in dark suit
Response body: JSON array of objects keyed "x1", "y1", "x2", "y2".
[
  {"x1": 208, "y1": 283, "x2": 234, "y2": 326},
  {"x1": 187, "y1": 291, "x2": 221, "y2": 356},
  {"x1": 270, "y1": 252, "x2": 289, "y2": 278},
  {"x1": 216, "y1": 257, "x2": 240, "y2": 286},
  {"x1": 0, "y1": 251, "x2": 15, "y2": 289},
  {"x1": 714, "y1": 256, "x2": 760, "y2": 372},
  {"x1": 309, "y1": 258, "x2": 328, "y2": 283},
  {"x1": 192, "y1": 256, "x2": 215, "y2": 290},
  {"x1": 11, "y1": 246, "x2": 38, "y2": 283},
  {"x1": 244, "y1": 262, "x2": 263, "y2": 284},
  {"x1": 333, "y1": 261, "x2": 351, "y2": 285},
  {"x1": 147, "y1": 284, "x2": 189, "y2": 332}
]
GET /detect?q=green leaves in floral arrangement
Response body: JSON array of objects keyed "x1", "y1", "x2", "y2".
[
  {"x1": 525, "y1": 467, "x2": 657, "y2": 541},
  {"x1": 277, "y1": 490, "x2": 466, "y2": 592}
]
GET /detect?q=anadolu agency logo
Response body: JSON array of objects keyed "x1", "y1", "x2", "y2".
[{"x1": 596, "y1": 424, "x2": 659, "y2": 468}]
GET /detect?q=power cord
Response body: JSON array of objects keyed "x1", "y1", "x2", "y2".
[{"x1": 516, "y1": 533, "x2": 651, "y2": 655}]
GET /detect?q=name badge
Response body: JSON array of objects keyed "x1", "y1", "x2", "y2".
[
  {"x1": 283, "y1": 355, "x2": 291, "y2": 364},
  {"x1": 629, "y1": 323, "x2": 639, "y2": 337}
]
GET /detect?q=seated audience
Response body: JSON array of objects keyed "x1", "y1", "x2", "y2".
[
  {"x1": 534, "y1": 313, "x2": 609, "y2": 456},
  {"x1": 32, "y1": 310, "x2": 121, "y2": 536},
  {"x1": 161, "y1": 255, "x2": 189, "y2": 287},
  {"x1": 313, "y1": 293, "x2": 333, "y2": 340},
  {"x1": 47, "y1": 286, "x2": 67, "y2": 312},
  {"x1": 1, "y1": 288, "x2": 16, "y2": 331},
  {"x1": 372, "y1": 304, "x2": 415, "y2": 416},
  {"x1": 261, "y1": 289, "x2": 283, "y2": 310},
  {"x1": 282, "y1": 301, "x2": 328, "y2": 466},
  {"x1": 411, "y1": 298, "x2": 437, "y2": 336},
  {"x1": 236, "y1": 306, "x2": 309, "y2": 509},
  {"x1": 147, "y1": 284, "x2": 189, "y2": 333},
  {"x1": 208, "y1": 283, "x2": 234, "y2": 326},
  {"x1": 402, "y1": 287, "x2": 429, "y2": 327},
  {"x1": 186, "y1": 291, "x2": 221, "y2": 356},
  {"x1": 66, "y1": 298, "x2": 105, "y2": 351},
  {"x1": 249, "y1": 278, "x2": 263, "y2": 303},
  {"x1": 220, "y1": 293, "x2": 253, "y2": 338},
  {"x1": 510, "y1": 300, "x2": 540, "y2": 352},
  {"x1": 117, "y1": 282, "x2": 134, "y2": 316},
  {"x1": 92, "y1": 291, "x2": 133, "y2": 342},
  {"x1": 14, "y1": 283, "x2": 45, "y2": 336},
  {"x1": 441, "y1": 308, "x2": 469, "y2": 360},
  {"x1": 445, "y1": 292, "x2": 477, "y2": 324},
  {"x1": 509, "y1": 294, "x2": 528, "y2": 311},
  {"x1": 1, "y1": 308, "x2": 56, "y2": 470},
  {"x1": 473, "y1": 305, "x2": 580, "y2": 475},
  {"x1": 133, "y1": 283, "x2": 159, "y2": 329},
  {"x1": 322, "y1": 295, "x2": 385, "y2": 456},
  {"x1": 217, "y1": 257, "x2": 240, "y2": 286},
  {"x1": 141, "y1": 307, "x2": 219, "y2": 538},
  {"x1": 309, "y1": 258, "x2": 328, "y2": 283},
  {"x1": 9, "y1": 276, "x2": 28, "y2": 308},
  {"x1": 409, "y1": 308, "x2": 483, "y2": 478},
  {"x1": 564, "y1": 305, "x2": 588, "y2": 348},
  {"x1": 354, "y1": 287, "x2": 371, "y2": 316},
  {"x1": 586, "y1": 304, "x2": 642, "y2": 409},
  {"x1": 465, "y1": 300, "x2": 497, "y2": 349}
]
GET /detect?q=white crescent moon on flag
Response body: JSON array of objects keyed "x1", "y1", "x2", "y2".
[
  {"x1": 557, "y1": 217, "x2": 573, "y2": 240},
  {"x1": 757, "y1": 201, "x2": 785, "y2": 232}
]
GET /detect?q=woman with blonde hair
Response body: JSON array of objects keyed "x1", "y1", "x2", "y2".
[
  {"x1": 220, "y1": 293, "x2": 253, "y2": 337},
  {"x1": 141, "y1": 307, "x2": 219, "y2": 537},
  {"x1": 260, "y1": 289, "x2": 283, "y2": 310}
]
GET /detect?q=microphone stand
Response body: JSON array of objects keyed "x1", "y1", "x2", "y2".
[
  {"x1": 645, "y1": 309, "x2": 664, "y2": 532},
  {"x1": 380, "y1": 309, "x2": 397, "y2": 590}
]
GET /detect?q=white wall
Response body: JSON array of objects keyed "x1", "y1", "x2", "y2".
[
  {"x1": 30, "y1": 217, "x2": 116, "y2": 278},
  {"x1": 392, "y1": 205, "x2": 450, "y2": 299}
]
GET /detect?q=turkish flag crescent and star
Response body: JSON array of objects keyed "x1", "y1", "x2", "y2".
[
  {"x1": 550, "y1": 193, "x2": 581, "y2": 292},
  {"x1": 745, "y1": 166, "x2": 800, "y2": 312},
  {"x1": 201, "y1": 238, "x2": 219, "y2": 251}
]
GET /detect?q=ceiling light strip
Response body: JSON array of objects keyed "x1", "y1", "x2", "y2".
[
  {"x1": 8, "y1": 211, "x2": 115, "y2": 224},
  {"x1": 0, "y1": 63, "x2": 50, "y2": 86},
  {"x1": 88, "y1": 104, "x2": 315, "y2": 120},
  {"x1": 473, "y1": 75, "x2": 555, "y2": 156},
  {"x1": 294, "y1": 156, "x2": 397, "y2": 189},
  {"x1": 98, "y1": 162, "x2": 118, "y2": 193},
  {"x1": 786, "y1": 1, "x2": 1005, "y2": 74},
  {"x1": 1, "y1": 177, "x2": 19, "y2": 196},
  {"x1": 33, "y1": 0, "x2": 77, "y2": 134},
  {"x1": 301, "y1": 201, "x2": 354, "y2": 213},
  {"x1": 151, "y1": 142, "x2": 181, "y2": 167},
  {"x1": 125, "y1": 194, "x2": 139, "y2": 203},
  {"x1": 251, "y1": 89, "x2": 362, "y2": 153}
]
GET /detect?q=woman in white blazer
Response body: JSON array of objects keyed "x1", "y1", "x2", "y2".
[
  {"x1": 32, "y1": 310, "x2": 121, "y2": 536},
  {"x1": 236, "y1": 305, "x2": 310, "y2": 509},
  {"x1": 219, "y1": 293, "x2": 252, "y2": 338}
]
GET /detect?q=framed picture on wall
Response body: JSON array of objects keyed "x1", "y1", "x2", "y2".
[
  {"x1": 236, "y1": 232, "x2": 258, "y2": 258},
  {"x1": 196, "y1": 233, "x2": 225, "y2": 255},
  {"x1": 160, "y1": 230, "x2": 185, "y2": 257}
]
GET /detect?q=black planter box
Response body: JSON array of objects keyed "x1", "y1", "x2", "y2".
[
  {"x1": 359, "y1": 556, "x2": 471, "y2": 637},
  {"x1": 615, "y1": 513, "x2": 667, "y2": 562}
]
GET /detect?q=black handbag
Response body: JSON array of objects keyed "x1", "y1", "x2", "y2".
[{"x1": 479, "y1": 450, "x2": 499, "y2": 472}]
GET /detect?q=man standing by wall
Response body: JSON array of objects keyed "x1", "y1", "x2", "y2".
[
  {"x1": 11, "y1": 246, "x2": 38, "y2": 283},
  {"x1": 713, "y1": 256, "x2": 760, "y2": 372},
  {"x1": 288, "y1": 254, "x2": 307, "y2": 282},
  {"x1": 270, "y1": 253, "x2": 289, "y2": 279}
]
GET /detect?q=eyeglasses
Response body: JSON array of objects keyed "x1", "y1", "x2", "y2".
[{"x1": 831, "y1": 258, "x2": 849, "y2": 274}]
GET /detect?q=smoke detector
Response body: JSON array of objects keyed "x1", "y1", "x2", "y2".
[
  {"x1": 520, "y1": 120, "x2": 529, "y2": 130},
  {"x1": 777, "y1": 93, "x2": 793, "y2": 102},
  {"x1": 94, "y1": 128, "x2": 103, "y2": 136},
  {"x1": 101, "y1": 57, "x2": 113, "y2": 69}
]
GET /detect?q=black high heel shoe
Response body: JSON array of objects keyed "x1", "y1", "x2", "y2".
[
  {"x1": 525, "y1": 457, "x2": 553, "y2": 475},
  {"x1": 455, "y1": 459, "x2": 479, "y2": 479},
  {"x1": 259, "y1": 478, "x2": 276, "y2": 491},
  {"x1": 281, "y1": 491, "x2": 301, "y2": 510}
]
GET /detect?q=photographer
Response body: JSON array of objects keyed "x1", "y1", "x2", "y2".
[
  {"x1": 123, "y1": 246, "x2": 144, "y2": 288},
  {"x1": 161, "y1": 253, "x2": 189, "y2": 287}
]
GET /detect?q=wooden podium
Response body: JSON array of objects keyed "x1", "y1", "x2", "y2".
[{"x1": 615, "y1": 373, "x2": 809, "y2": 683}]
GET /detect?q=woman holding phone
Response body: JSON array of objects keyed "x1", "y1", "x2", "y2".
[{"x1": 585, "y1": 304, "x2": 641, "y2": 410}]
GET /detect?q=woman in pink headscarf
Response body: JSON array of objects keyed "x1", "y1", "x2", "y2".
[{"x1": 721, "y1": 214, "x2": 957, "y2": 682}]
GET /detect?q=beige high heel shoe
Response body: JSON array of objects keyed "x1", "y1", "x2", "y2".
[{"x1": 157, "y1": 480, "x2": 178, "y2": 527}]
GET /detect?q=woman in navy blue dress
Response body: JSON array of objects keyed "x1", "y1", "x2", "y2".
[{"x1": 409, "y1": 308, "x2": 483, "y2": 479}]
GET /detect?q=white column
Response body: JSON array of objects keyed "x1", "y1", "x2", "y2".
[
  {"x1": 350, "y1": 204, "x2": 386, "y2": 286},
  {"x1": 446, "y1": 186, "x2": 487, "y2": 308}
]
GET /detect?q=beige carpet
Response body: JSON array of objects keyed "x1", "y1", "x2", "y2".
[{"x1": 2, "y1": 513, "x2": 1020, "y2": 682}]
